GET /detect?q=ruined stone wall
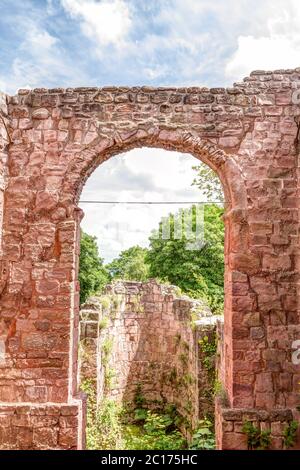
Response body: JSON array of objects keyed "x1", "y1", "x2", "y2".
[
  {"x1": 0, "y1": 404, "x2": 82, "y2": 450},
  {"x1": 79, "y1": 280, "x2": 217, "y2": 432},
  {"x1": 0, "y1": 91, "x2": 9, "y2": 377},
  {"x1": 215, "y1": 399, "x2": 300, "y2": 450},
  {"x1": 1, "y1": 68, "x2": 300, "y2": 448},
  {"x1": 215, "y1": 316, "x2": 300, "y2": 449}
]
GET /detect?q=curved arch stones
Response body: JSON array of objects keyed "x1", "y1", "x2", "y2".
[{"x1": 0, "y1": 67, "x2": 300, "y2": 449}]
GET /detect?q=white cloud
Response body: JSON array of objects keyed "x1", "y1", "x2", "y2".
[
  {"x1": 226, "y1": 34, "x2": 300, "y2": 81},
  {"x1": 0, "y1": 24, "x2": 60, "y2": 94},
  {"x1": 61, "y1": 0, "x2": 132, "y2": 48},
  {"x1": 46, "y1": 0, "x2": 56, "y2": 15},
  {"x1": 22, "y1": 28, "x2": 58, "y2": 52},
  {"x1": 2, "y1": 0, "x2": 300, "y2": 93},
  {"x1": 80, "y1": 148, "x2": 205, "y2": 262},
  {"x1": 1, "y1": 19, "x2": 88, "y2": 94},
  {"x1": 226, "y1": 3, "x2": 300, "y2": 81},
  {"x1": 135, "y1": 0, "x2": 300, "y2": 85}
]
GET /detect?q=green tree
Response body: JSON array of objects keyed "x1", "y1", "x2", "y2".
[
  {"x1": 146, "y1": 205, "x2": 224, "y2": 314},
  {"x1": 192, "y1": 163, "x2": 224, "y2": 202},
  {"x1": 107, "y1": 246, "x2": 150, "y2": 282},
  {"x1": 79, "y1": 231, "x2": 109, "y2": 304}
]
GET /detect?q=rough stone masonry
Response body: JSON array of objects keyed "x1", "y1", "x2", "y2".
[
  {"x1": 78, "y1": 280, "x2": 218, "y2": 438},
  {"x1": 0, "y1": 67, "x2": 300, "y2": 449}
]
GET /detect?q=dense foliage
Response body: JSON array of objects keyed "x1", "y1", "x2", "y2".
[
  {"x1": 146, "y1": 204, "x2": 224, "y2": 314},
  {"x1": 81, "y1": 379, "x2": 215, "y2": 450},
  {"x1": 79, "y1": 231, "x2": 109, "y2": 304},
  {"x1": 106, "y1": 245, "x2": 150, "y2": 282},
  {"x1": 124, "y1": 410, "x2": 185, "y2": 450}
]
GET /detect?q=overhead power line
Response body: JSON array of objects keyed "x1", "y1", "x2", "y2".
[{"x1": 79, "y1": 200, "x2": 225, "y2": 204}]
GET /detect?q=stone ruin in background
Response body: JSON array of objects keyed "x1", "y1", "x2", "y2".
[{"x1": 78, "y1": 279, "x2": 220, "y2": 438}]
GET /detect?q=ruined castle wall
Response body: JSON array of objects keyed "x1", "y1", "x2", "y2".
[
  {"x1": 79, "y1": 280, "x2": 218, "y2": 432},
  {"x1": 1, "y1": 68, "x2": 300, "y2": 448}
]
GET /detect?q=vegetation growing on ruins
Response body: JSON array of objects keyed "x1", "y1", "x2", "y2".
[
  {"x1": 98, "y1": 317, "x2": 109, "y2": 330},
  {"x1": 189, "y1": 419, "x2": 216, "y2": 450},
  {"x1": 198, "y1": 333, "x2": 218, "y2": 423},
  {"x1": 81, "y1": 380, "x2": 124, "y2": 450},
  {"x1": 199, "y1": 334, "x2": 217, "y2": 374},
  {"x1": 283, "y1": 421, "x2": 298, "y2": 449},
  {"x1": 242, "y1": 421, "x2": 271, "y2": 450},
  {"x1": 81, "y1": 380, "x2": 215, "y2": 450}
]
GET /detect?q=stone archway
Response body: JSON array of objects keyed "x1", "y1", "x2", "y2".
[{"x1": 0, "y1": 69, "x2": 299, "y2": 449}]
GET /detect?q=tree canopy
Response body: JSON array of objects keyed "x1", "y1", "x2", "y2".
[
  {"x1": 79, "y1": 231, "x2": 109, "y2": 304},
  {"x1": 146, "y1": 204, "x2": 224, "y2": 314},
  {"x1": 106, "y1": 245, "x2": 150, "y2": 282}
]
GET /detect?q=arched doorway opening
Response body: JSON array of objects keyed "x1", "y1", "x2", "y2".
[
  {"x1": 63, "y1": 129, "x2": 248, "y2": 449},
  {"x1": 76, "y1": 146, "x2": 226, "y2": 449}
]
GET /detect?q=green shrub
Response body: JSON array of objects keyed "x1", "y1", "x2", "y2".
[
  {"x1": 81, "y1": 381, "x2": 216, "y2": 451},
  {"x1": 283, "y1": 420, "x2": 298, "y2": 449},
  {"x1": 81, "y1": 379, "x2": 124, "y2": 450},
  {"x1": 242, "y1": 420, "x2": 271, "y2": 450},
  {"x1": 125, "y1": 410, "x2": 186, "y2": 450},
  {"x1": 189, "y1": 419, "x2": 215, "y2": 450}
]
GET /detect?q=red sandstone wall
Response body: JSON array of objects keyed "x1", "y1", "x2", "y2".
[
  {"x1": 1, "y1": 69, "x2": 300, "y2": 448},
  {"x1": 0, "y1": 92, "x2": 8, "y2": 308},
  {"x1": 79, "y1": 280, "x2": 217, "y2": 434},
  {"x1": 0, "y1": 404, "x2": 81, "y2": 450}
]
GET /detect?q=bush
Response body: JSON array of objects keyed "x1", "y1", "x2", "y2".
[
  {"x1": 125, "y1": 410, "x2": 186, "y2": 450},
  {"x1": 81, "y1": 380, "x2": 124, "y2": 450},
  {"x1": 189, "y1": 419, "x2": 215, "y2": 450}
]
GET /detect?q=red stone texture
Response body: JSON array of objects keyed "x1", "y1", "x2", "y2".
[
  {"x1": 0, "y1": 68, "x2": 300, "y2": 449},
  {"x1": 215, "y1": 398, "x2": 298, "y2": 450},
  {"x1": 0, "y1": 403, "x2": 84, "y2": 449}
]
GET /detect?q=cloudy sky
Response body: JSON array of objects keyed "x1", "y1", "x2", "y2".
[
  {"x1": 1, "y1": 0, "x2": 299, "y2": 261},
  {"x1": 80, "y1": 150, "x2": 203, "y2": 261}
]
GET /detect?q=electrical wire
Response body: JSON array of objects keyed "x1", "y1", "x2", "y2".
[{"x1": 79, "y1": 200, "x2": 225, "y2": 204}]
